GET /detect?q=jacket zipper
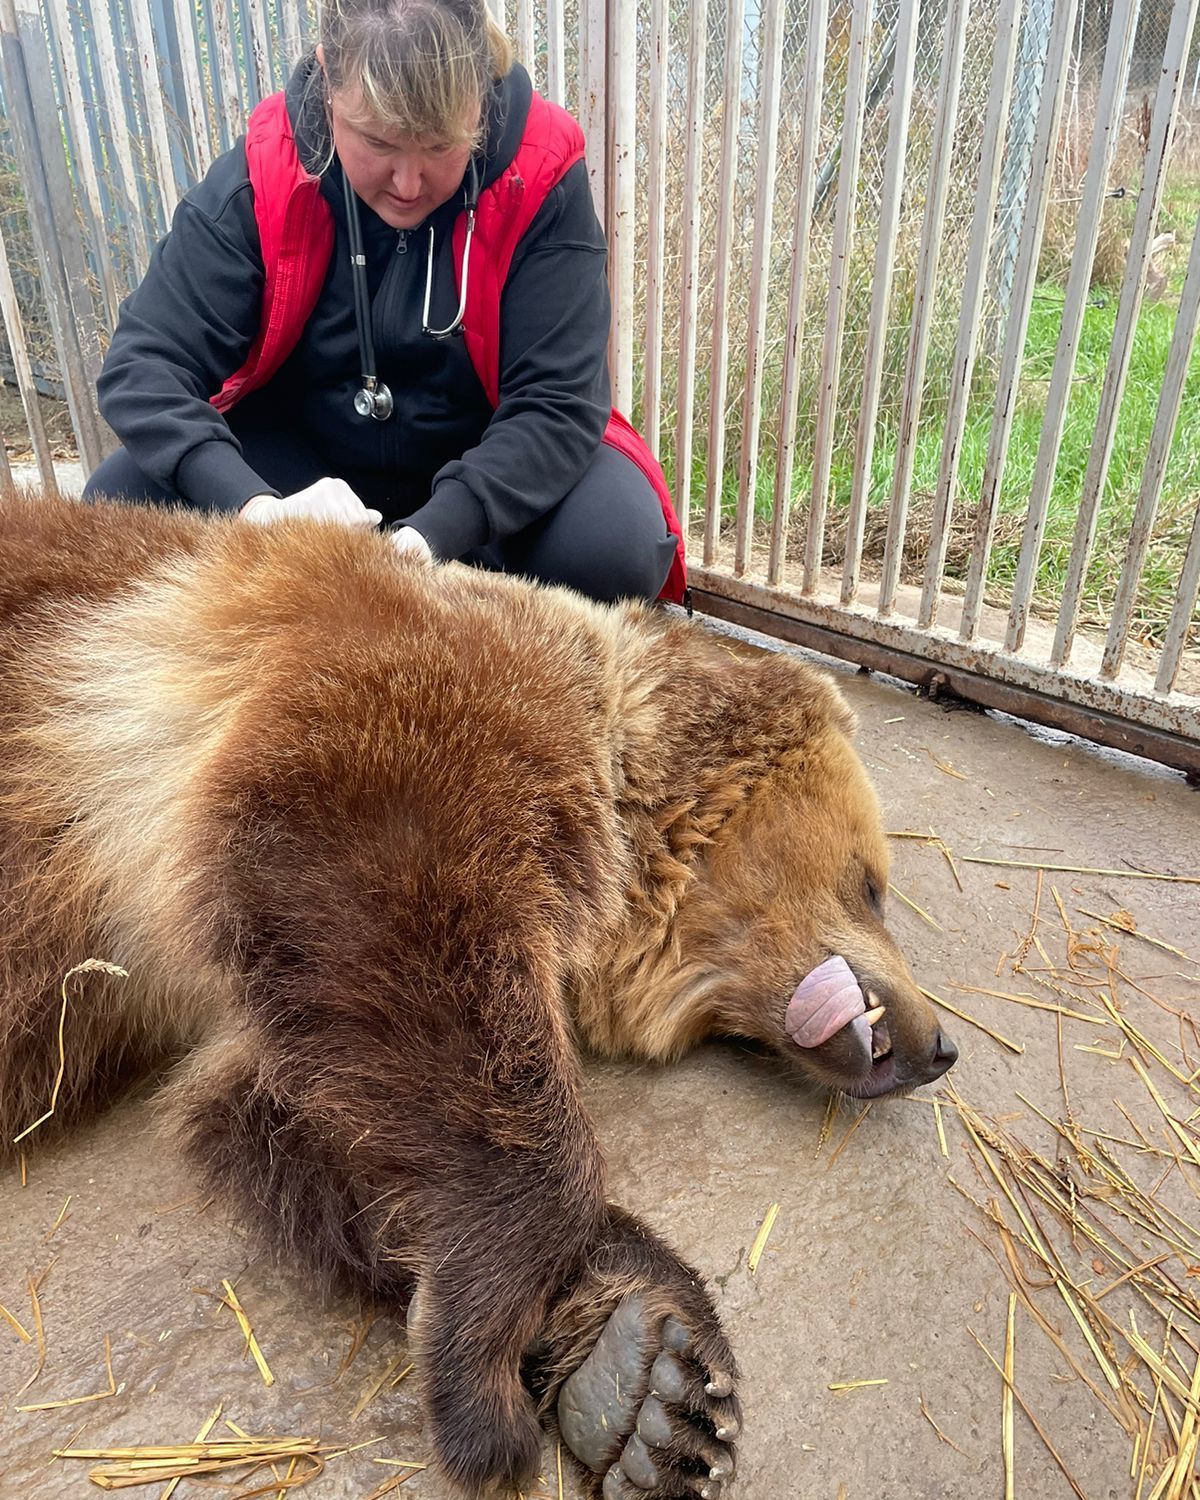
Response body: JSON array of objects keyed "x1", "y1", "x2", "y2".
[{"x1": 377, "y1": 228, "x2": 421, "y2": 468}]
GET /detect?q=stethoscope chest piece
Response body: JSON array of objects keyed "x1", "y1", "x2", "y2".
[{"x1": 354, "y1": 379, "x2": 394, "y2": 421}]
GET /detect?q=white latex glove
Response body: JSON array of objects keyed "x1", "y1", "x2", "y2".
[
  {"x1": 389, "y1": 525, "x2": 434, "y2": 565},
  {"x1": 241, "y1": 477, "x2": 383, "y2": 529}
]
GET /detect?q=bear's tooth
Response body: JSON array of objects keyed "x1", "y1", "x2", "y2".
[{"x1": 863, "y1": 1004, "x2": 886, "y2": 1027}]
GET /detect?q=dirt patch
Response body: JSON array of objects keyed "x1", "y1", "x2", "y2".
[
  {"x1": 818, "y1": 488, "x2": 1028, "y2": 592},
  {"x1": 0, "y1": 381, "x2": 77, "y2": 461}
]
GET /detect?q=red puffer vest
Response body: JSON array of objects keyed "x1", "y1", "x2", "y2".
[{"x1": 213, "y1": 90, "x2": 687, "y2": 604}]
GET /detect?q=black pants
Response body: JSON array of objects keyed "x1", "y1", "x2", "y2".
[{"x1": 83, "y1": 425, "x2": 678, "y2": 605}]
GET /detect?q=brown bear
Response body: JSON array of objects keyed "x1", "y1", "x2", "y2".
[{"x1": 0, "y1": 494, "x2": 956, "y2": 1499}]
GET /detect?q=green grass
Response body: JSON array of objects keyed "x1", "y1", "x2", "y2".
[
  {"x1": 977, "y1": 285, "x2": 1200, "y2": 633},
  {"x1": 664, "y1": 209, "x2": 1200, "y2": 647}
]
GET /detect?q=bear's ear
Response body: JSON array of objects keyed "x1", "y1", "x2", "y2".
[{"x1": 750, "y1": 652, "x2": 858, "y2": 744}]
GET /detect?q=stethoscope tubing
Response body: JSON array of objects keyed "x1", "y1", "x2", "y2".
[
  {"x1": 343, "y1": 156, "x2": 481, "y2": 421},
  {"x1": 343, "y1": 168, "x2": 378, "y2": 392}
]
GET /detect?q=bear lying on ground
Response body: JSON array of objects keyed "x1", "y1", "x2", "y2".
[{"x1": 0, "y1": 495, "x2": 956, "y2": 1498}]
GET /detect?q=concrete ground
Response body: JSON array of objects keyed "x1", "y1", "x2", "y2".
[
  {"x1": 9, "y1": 460, "x2": 86, "y2": 497},
  {"x1": 1, "y1": 622, "x2": 1197, "y2": 1500}
]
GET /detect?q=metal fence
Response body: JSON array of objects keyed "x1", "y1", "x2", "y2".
[
  {"x1": 628, "y1": 0, "x2": 1200, "y2": 777},
  {"x1": 0, "y1": 0, "x2": 1198, "y2": 774}
]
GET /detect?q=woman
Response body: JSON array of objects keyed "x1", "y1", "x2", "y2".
[{"x1": 86, "y1": 0, "x2": 685, "y2": 605}]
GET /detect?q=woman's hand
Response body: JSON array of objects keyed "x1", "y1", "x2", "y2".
[
  {"x1": 389, "y1": 525, "x2": 434, "y2": 564},
  {"x1": 241, "y1": 477, "x2": 383, "y2": 528}
]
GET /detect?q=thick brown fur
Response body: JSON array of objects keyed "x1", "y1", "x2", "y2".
[{"x1": 0, "y1": 495, "x2": 946, "y2": 1494}]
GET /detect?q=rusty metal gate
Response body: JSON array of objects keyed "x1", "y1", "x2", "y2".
[
  {"x1": 0, "y1": 0, "x2": 1198, "y2": 774},
  {"x1": 614, "y1": 0, "x2": 1200, "y2": 778}
]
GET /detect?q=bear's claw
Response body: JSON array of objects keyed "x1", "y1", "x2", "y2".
[{"x1": 558, "y1": 1292, "x2": 740, "y2": 1498}]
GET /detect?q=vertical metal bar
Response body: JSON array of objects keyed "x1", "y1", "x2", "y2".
[
  {"x1": 701, "y1": 0, "x2": 744, "y2": 566},
  {"x1": 733, "y1": 0, "x2": 785, "y2": 575},
  {"x1": 516, "y1": 0, "x2": 534, "y2": 76},
  {"x1": 0, "y1": 222, "x2": 60, "y2": 496},
  {"x1": 840, "y1": 0, "x2": 919, "y2": 604},
  {"x1": 990, "y1": 0, "x2": 1053, "y2": 345},
  {"x1": 269, "y1": 0, "x2": 285, "y2": 90},
  {"x1": 234, "y1": 0, "x2": 255, "y2": 107},
  {"x1": 802, "y1": 0, "x2": 874, "y2": 594},
  {"x1": 69, "y1": 0, "x2": 129, "y2": 293},
  {"x1": 877, "y1": 0, "x2": 969, "y2": 616},
  {"x1": 579, "y1": 0, "x2": 605, "y2": 235},
  {"x1": 270, "y1": 0, "x2": 284, "y2": 91},
  {"x1": 243, "y1": 0, "x2": 273, "y2": 103},
  {"x1": 91, "y1": 0, "x2": 149, "y2": 274},
  {"x1": 1100, "y1": 217, "x2": 1200, "y2": 681},
  {"x1": 917, "y1": 0, "x2": 1022, "y2": 630},
  {"x1": 198, "y1": 0, "x2": 227, "y2": 155},
  {"x1": 127, "y1": 0, "x2": 179, "y2": 218},
  {"x1": 546, "y1": 0, "x2": 564, "y2": 103},
  {"x1": 211, "y1": 0, "x2": 245, "y2": 142},
  {"x1": 1155, "y1": 504, "x2": 1200, "y2": 694},
  {"x1": 0, "y1": 428, "x2": 14, "y2": 497},
  {"x1": 961, "y1": 0, "x2": 1081, "y2": 641},
  {"x1": 298, "y1": 0, "x2": 318, "y2": 52},
  {"x1": 282, "y1": 0, "x2": 303, "y2": 72},
  {"x1": 45, "y1": 0, "x2": 121, "y2": 327},
  {"x1": 1003, "y1": 0, "x2": 1141, "y2": 653},
  {"x1": 672, "y1": 0, "x2": 707, "y2": 547},
  {"x1": 0, "y1": 0, "x2": 108, "y2": 471},
  {"x1": 642, "y1": 0, "x2": 668, "y2": 457},
  {"x1": 150, "y1": 0, "x2": 193, "y2": 190},
  {"x1": 607, "y1": 0, "x2": 635, "y2": 411},
  {"x1": 767, "y1": 0, "x2": 827, "y2": 586},
  {"x1": 168, "y1": 0, "x2": 212, "y2": 180},
  {"x1": 1052, "y1": 0, "x2": 1200, "y2": 667}
]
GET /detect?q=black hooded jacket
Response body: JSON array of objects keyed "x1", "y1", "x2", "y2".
[{"x1": 96, "y1": 58, "x2": 613, "y2": 558}]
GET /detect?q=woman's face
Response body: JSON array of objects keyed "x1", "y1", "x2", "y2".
[{"x1": 322, "y1": 66, "x2": 480, "y2": 230}]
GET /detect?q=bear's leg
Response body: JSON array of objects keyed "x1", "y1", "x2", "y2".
[
  {"x1": 173, "y1": 941, "x2": 608, "y2": 1495},
  {"x1": 165, "y1": 1028, "x2": 416, "y2": 1305},
  {"x1": 387, "y1": 1053, "x2": 608, "y2": 1494},
  {"x1": 173, "y1": 1024, "x2": 741, "y2": 1499},
  {"x1": 528, "y1": 1205, "x2": 741, "y2": 1500},
  {"x1": 195, "y1": 768, "x2": 732, "y2": 1493}
]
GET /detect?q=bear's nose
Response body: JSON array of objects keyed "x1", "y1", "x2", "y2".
[{"x1": 930, "y1": 1030, "x2": 958, "y2": 1077}]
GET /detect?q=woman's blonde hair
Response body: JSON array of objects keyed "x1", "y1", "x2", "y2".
[{"x1": 318, "y1": 0, "x2": 512, "y2": 148}]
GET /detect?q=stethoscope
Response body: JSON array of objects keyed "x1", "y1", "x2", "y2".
[{"x1": 344, "y1": 156, "x2": 480, "y2": 422}]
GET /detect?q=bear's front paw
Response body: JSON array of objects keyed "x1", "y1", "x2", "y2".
[{"x1": 557, "y1": 1293, "x2": 740, "y2": 1498}]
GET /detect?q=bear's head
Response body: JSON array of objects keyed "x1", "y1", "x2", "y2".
[
  {"x1": 600, "y1": 638, "x2": 957, "y2": 1099},
  {"x1": 673, "y1": 707, "x2": 958, "y2": 1098}
]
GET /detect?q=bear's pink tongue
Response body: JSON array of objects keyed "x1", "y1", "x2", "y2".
[{"x1": 785, "y1": 955, "x2": 868, "y2": 1049}]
